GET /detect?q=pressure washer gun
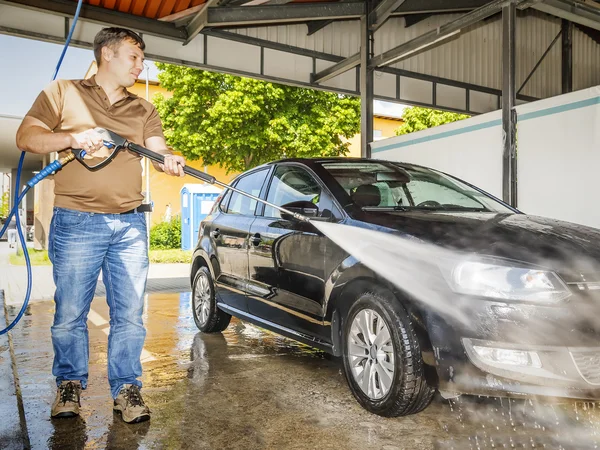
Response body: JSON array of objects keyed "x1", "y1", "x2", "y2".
[
  {"x1": 71, "y1": 128, "x2": 310, "y2": 222},
  {"x1": 71, "y1": 128, "x2": 217, "y2": 183}
]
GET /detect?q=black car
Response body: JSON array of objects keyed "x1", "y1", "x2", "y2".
[{"x1": 189, "y1": 158, "x2": 600, "y2": 417}]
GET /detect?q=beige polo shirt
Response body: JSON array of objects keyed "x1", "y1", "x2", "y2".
[{"x1": 25, "y1": 75, "x2": 165, "y2": 213}]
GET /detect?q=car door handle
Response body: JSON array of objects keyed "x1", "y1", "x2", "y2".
[
  {"x1": 211, "y1": 229, "x2": 221, "y2": 239},
  {"x1": 251, "y1": 233, "x2": 262, "y2": 246}
]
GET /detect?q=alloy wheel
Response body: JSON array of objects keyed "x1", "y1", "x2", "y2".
[
  {"x1": 347, "y1": 309, "x2": 395, "y2": 400},
  {"x1": 194, "y1": 270, "x2": 212, "y2": 326}
]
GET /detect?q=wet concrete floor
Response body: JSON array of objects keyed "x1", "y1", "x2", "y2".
[{"x1": 3, "y1": 292, "x2": 600, "y2": 449}]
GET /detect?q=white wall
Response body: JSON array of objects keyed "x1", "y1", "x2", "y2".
[
  {"x1": 517, "y1": 86, "x2": 600, "y2": 228},
  {"x1": 371, "y1": 110, "x2": 504, "y2": 199},
  {"x1": 370, "y1": 85, "x2": 600, "y2": 229}
]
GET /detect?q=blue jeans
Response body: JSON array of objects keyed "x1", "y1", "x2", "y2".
[{"x1": 48, "y1": 207, "x2": 149, "y2": 399}]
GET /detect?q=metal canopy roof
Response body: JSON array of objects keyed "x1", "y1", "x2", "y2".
[
  {"x1": 0, "y1": 0, "x2": 600, "y2": 114},
  {"x1": 1, "y1": 0, "x2": 600, "y2": 204},
  {"x1": 2, "y1": 0, "x2": 599, "y2": 114}
]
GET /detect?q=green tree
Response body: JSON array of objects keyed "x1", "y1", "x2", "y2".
[
  {"x1": 395, "y1": 107, "x2": 470, "y2": 136},
  {"x1": 154, "y1": 64, "x2": 361, "y2": 173},
  {"x1": 0, "y1": 192, "x2": 9, "y2": 219}
]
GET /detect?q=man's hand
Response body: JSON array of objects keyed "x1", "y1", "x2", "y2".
[
  {"x1": 145, "y1": 136, "x2": 185, "y2": 177},
  {"x1": 159, "y1": 154, "x2": 186, "y2": 177},
  {"x1": 69, "y1": 129, "x2": 105, "y2": 155}
]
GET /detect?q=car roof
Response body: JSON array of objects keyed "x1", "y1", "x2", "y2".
[{"x1": 253, "y1": 157, "x2": 427, "y2": 171}]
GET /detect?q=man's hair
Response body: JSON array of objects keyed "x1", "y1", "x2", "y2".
[{"x1": 93, "y1": 27, "x2": 145, "y2": 65}]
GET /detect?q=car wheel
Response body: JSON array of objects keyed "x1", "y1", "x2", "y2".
[
  {"x1": 192, "y1": 266, "x2": 231, "y2": 333},
  {"x1": 342, "y1": 291, "x2": 435, "y2": 417}
]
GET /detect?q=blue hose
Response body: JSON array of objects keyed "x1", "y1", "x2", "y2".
[
  {"x1": 0, "y1": 0, "x2": 84, "y2": 335},
  {"x1": 52, "y1": 0, "x2": 84, "y2": 82},
  {"x1": 1, "y1": 165, "x2": 31, "y2": 335}
]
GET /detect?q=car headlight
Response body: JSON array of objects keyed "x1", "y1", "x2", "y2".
[{"x1": 442, "y1": 259, "x2": 571, "y2": 303}]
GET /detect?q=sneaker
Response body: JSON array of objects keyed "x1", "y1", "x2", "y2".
[
  {"x1": 113, "y1": 384, "x2": 151, "y2": 424},
  {"x1": 51, "y1": 380, "x2": 82, "y2": 418}
]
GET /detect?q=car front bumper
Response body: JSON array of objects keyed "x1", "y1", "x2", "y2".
[
  {"x1": 443, "y1": 339, "x2": 600, "y2": 400},
  {"x1": 426, "y1": 294, "x2": 600, "y2": 400}
]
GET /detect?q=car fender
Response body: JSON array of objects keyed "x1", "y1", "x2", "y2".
[
  {"x1": 324, "y1": 254, "x2": 435, "y2": 361},
  {"x1": 190, "y1": 238, "x2": 220, "y2": 285}
]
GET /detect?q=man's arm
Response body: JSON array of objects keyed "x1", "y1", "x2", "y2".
[
  {"x1": 144, "y1": 136, "x2": 185, "y2": 177},
  {"x1": 16, "y1": 116, "x2": 104, "y2": 155}
]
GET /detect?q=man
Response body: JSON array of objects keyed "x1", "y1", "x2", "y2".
[{"x1": 16, "y1": 27, "x2": 185, "y2": 424}]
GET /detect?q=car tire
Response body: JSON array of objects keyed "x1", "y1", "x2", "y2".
[
  {"x1": 342, "y1": 291, "x2": 435, "y2": 417},
  {"x1": 192, "y1": 266, "x2": 231, "y2": 333}
]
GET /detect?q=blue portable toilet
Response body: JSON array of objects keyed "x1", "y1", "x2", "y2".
[{"x1": 180, "y1": 183, "x2": 222, "y2": 251}]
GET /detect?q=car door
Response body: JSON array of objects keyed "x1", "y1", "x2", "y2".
[
  {"x1": 211, "y1": 168, "x2": 269, "y2": 313},
  {"x1": 247, "y1": 164, "x2": 342, "y2": 339}
]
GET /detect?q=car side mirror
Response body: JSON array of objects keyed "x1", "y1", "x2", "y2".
[{"x1": 280, "y1": 200, "x2": 319, "y2": 221}]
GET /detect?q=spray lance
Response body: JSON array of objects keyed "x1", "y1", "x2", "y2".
[{"x1": 72, "y1": 128, "x2": 312, "y2": 222}]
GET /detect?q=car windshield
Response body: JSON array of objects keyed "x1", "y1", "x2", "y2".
[{"x1": 320, "y1": 161, "x2": 514, "y2": 213}]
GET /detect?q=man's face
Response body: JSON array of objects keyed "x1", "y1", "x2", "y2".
[{"x1": 104, "y1": 39, "x2": 144, "y2": 87}]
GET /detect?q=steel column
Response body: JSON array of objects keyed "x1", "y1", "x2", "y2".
[
  {"x1": 361, "y1": 3, "x2": 374, "y2": 159},
  {"x1": 562, "y1": 19, "x2": 573, "y2": 94},
  {"x1": 502, "y1": 2, "x2": 517, "y2": 206}
]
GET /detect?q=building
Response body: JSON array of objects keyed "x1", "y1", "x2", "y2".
[{"x1": 345, "y1": 113, "x2": 404, "y2": 158}]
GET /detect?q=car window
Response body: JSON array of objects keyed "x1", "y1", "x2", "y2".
[
  {"x1": 320, "y1": 161, "x2": 513, "y2": 213},
  {"x1": 406, "y1": 180, "x2": 483, "y2": 209},
  {"x1": 223, "y1": 169, "x2": 268, "y2": 216},
  {"x1": 264, "y1": 166, "x2": 332, "y2": 219},
  {"x1": 218, "y1": 189, "x2": 233, "y2": 213}
]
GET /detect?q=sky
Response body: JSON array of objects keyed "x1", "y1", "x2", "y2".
[
  {"x1": 0, "y1": 35, "x2": 92, "y2": 117},
  {"x1": 0, "y1": 34, "x2": 405, "y2": 118}
]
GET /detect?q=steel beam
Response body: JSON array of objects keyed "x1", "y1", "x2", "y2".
[
  {"x1": 243, "y1": 0, "x2": 296, "y2": 4},
  {"x1": 312, "y1": 54, "x2": 361, "y2": 84},
  {"x1": 184, "y1": 0, "x2": 218, "y2": 45},
  {"x1": 4, "y1": 0, "x2": 574, "y2": 37},
  {"x1": 370, "y1": 0, "x2": 407, "y2": 30},
  {"x1": 207, "y1": 0, "x2": 500, "y2": 26},
  {"x1": 306, "y1": 20, "x2": 333, "y2": 35},
  {"x1": 1, "y1": 0, "x2": 187, "y2": 40},
  {"x1": 205, "y1": 2, "x2": 364, "y2": 26},
  {"x1": 532, "y1": 0, "x2": 600, "y2": 32},
  {"x1": 392, "y1": 0, "x2": 490, "y2": 14},
  {"x1": 502, "y1": 2, "x2": 517, "y2": 207},
  {"x1": 370, "y1": 0, "x2": 513, "y2": 68},
  {"x1": 361, "y1": 6, "x2": 374, "y2": 159},
  {"x1": 516, "y1": 0, "x2": 544, "y2": 9},
  {"x1": 562, "y1": 19, "x2": 573, "y2": 93}
]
